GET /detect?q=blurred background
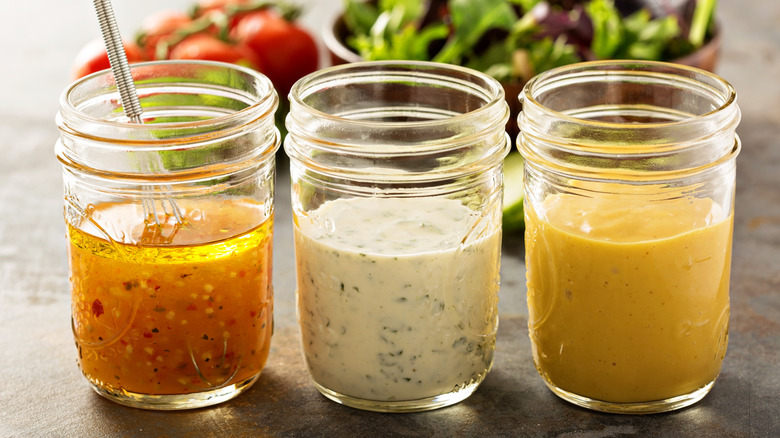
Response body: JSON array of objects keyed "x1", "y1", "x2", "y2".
[
  {"x1": 0, "y1": 0, "x2": 339, "y2": 120},
  {"x1": 0, "y1": 0, "x2": 777, "y2": 123},
  {"x1": 0, "y1": 1, "x2": 778, "y2": 436}
]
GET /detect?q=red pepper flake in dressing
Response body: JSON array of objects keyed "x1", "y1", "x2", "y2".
[
  {"x1": 92, "y1": 299, "x2": 104, "y2": 317},
  {"x1": 67, "y1": 203, "x2": 274, "y2": 397}
]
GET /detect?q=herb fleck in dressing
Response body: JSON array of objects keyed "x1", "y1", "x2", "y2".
[{"x1": 295, "y1": 197, "x2": 501, "y2": 401}]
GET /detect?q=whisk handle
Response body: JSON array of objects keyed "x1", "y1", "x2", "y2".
[{"x1": 93, "y1": 0, "x2": 143, "y2": 122}]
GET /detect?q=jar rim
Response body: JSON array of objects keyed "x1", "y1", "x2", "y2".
[
  {"x1": 285, "y1": 60, "x2": 510, "y2": 183},
  {"x1": 517, "y1": 60, "x2": 741, "y2": 180},
  {"x1": 520, "y1": 60, "x2": 738, "y2": 130},
  {"x1": 56, "y1": 60, "x2": 280, "y2": 180},
  {"x1": 288, "y1": 60, "x2": 507, "y2": 131},
  {"x1": 58, "y1": 60, "x2": 277, "y2": 141}
]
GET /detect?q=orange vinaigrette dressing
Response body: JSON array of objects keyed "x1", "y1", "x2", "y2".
[{"x1": 67, "y1": 198, "x2": 273, "y2": 396}]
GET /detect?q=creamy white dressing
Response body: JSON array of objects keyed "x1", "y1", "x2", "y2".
[{"x1": 294, "y1": 197, "x2": 501, "y2": 402}]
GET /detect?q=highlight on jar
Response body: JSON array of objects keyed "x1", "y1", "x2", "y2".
[
  {"x1": 55, "y1": 60, "x2": 281, "y2": 410},
  {"x1": 518, "y1": 60, "x2": 741, "y2": 414},
  {"x1": 285, "y1": 61, "x2": 510, "y2": 413}
]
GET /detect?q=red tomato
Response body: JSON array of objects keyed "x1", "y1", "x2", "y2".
[
  {"x1": 71, "y1": 38, "x2": 144, "y2": 79},
  {"x1": 136, "y1": 10, "x2": 193, "y2": 60},
  {"x1": 169, "y1": 33, "x2": 262, "y2": 70},
  {"x1": 231, "y1": 10, "x2": 319, "y2": 95}
]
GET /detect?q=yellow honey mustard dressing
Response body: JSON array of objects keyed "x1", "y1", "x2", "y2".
[
  {"x1": 68, "y1": 198, "x2": 273, "y2": 396},
  {"x1": 525, "y1": 194, "x2": 732, "y2": 403}
]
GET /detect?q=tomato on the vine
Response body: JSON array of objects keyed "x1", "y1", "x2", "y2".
[
  {"x1": 231, "y1": 9, "x2": 319, "y2": 95},
  {"x1": 71, "y1": 0, "x2": 319, "y2": 97},
  {"x1": 169, "y1": 33, "x2": 262, "y2": 71},
  {"x1": 193, "y1": 0, "x2": 250, "y2": 16},
  {"x1": 136, "y1": 10, "x2": 193, "y2": 60},
  {"x1": 192, "y1": 0, "x2": 253, "y2": 27},
  {"x1": 71, "y1": 38, "x2": 144, "y2": 79}
]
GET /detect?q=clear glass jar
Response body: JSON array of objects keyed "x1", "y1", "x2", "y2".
[
  {"x1": 56, "y1": 61, "x2": 280, "y2": 410},
  {"x1": 518, "y1": 60, "x2": 741, "y2": 414},
  {"x1": 285, "y1": 61, "x2": 510, "y2": 412}
]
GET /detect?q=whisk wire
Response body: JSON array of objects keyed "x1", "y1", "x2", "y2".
[{"x1": 93, "y1": 0, "x2": 184, "y2": 231}]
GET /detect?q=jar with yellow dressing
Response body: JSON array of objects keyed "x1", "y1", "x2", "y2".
[{"x1": 518, "y1": 61, "x2": 741, "y2": 413}]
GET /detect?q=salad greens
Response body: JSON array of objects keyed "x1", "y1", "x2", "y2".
[
  {"x1": 342, "y1": 0, "x2": 718, "y2": 83},
  {"x1": 339, "y1": 0, "x2": 718, "y2": 233}
]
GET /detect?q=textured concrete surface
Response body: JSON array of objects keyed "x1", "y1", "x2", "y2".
[{"x1": 0, "y1": 0, "x2": 778, "y2": 436}]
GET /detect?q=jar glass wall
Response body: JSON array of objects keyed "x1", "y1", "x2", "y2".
[
  {"x1": 518, "y1": 60, "x2": 741, "y2": 414},
  {"x1": 285, "y1": 61, "x2": 510, "y2": 412},
  {"x1": 56, "y1": 61, "x2": 280, "y2": 410}
]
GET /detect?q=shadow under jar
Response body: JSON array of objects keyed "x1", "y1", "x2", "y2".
[
  {"x1": 518, "y1": 60, "x2": 741, "y2": 414},
  {"x1": 56, "y1": 61, "x2": 280, "y2": 410},
  {"x1": 285, "y1": 61, "x2": 510, "y2": 412}
]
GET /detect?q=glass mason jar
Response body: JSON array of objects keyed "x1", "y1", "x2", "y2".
[
  {"x1": 518, "y1": 61, "x2": 741, "y2": 414},
  {"x1": 285, "y1": 61, "x2": 510, "y2": 412},
  {"x1": 55, "y1": 61, "x2": 280, "y2": 410}
]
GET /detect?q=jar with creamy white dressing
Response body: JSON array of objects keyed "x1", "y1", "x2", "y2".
[{"x1": 285, "y1": 61, "x2": 510, "y2": 412}]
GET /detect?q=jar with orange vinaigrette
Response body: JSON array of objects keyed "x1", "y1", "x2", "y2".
[
  {"x1": 56, "y1": 61, "x2": 280, "y2": 409},
  {"x1": 518, "y1": 61, "x2": 741, "y2": 413}
]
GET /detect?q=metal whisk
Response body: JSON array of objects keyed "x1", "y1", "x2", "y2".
[{"x1": 93, "y1": 0, "x2": 183, "y2": 229}]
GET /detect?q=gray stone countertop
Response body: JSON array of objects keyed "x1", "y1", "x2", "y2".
[{"x1": 0, "y1": 0, "x2": 777, "y2": 436}]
